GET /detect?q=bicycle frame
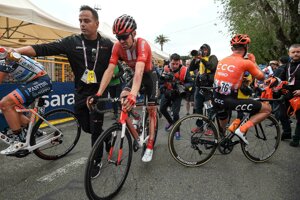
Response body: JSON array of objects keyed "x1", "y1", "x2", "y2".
[
  {"x1": 107, "y1": 95, "x2": 150, "y2": 165},
  {"x1": 0, "y1": 98, "x2": 62, "y2": 153}
]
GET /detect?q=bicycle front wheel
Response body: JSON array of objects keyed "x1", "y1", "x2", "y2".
[
  {"x1": 241, "y1": 115, "x2": 281, "y2": 163},
  {"x1": 84, "y1": 124, "x2": 133, "y2": 200},
  {"x1": 168, "y1": 114, "x2": 219, "y2": 167},
  {"x1": 30, "y1": 109, "x2": 81, "y2": 160}
]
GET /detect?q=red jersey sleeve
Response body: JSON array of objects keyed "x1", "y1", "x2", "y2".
[{"x1": 109, "y1": 42, "x2": 121, "y2": 65}]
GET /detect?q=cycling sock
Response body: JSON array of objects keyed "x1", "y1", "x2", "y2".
[
  {"x1": 240, "y1": 121, "x2": 254, "y2": 133},
  {"x1": 147, "y1": 139, "x2": 154, "y2": 150},
  {"x1": 228, "y1": 118, "x2": 241, "y2": 132}
]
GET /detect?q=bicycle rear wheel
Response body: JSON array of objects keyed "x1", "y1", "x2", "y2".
[
  {"x1": 85, "y1": 124, "x2": 133, "y2": 200},
  {"x1": 168, "y1": 114, "x2": 219, "y2": 167},
  {"x1": 30, "y1": 109, "x2": 81, "y2": 160},
  {"x1": 241, "y1": 115, "x2": 281, "y2": 163}
]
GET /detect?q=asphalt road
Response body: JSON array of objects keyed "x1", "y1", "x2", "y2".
[{"x1": 0, "y1": 107, "x2": 299, "y2": 200}]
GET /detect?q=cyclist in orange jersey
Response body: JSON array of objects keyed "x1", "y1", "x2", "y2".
[{"x1": 213, "y1": 34, "x2": 271, "y2": 145}]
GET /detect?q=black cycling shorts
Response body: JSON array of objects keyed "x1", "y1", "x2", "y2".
[
  {"x1": 124, "y1": 70, "x2": 159, "y2": 104},
  {"x1": 213, "y1": 92, "x2": 262, "y2": 120}
]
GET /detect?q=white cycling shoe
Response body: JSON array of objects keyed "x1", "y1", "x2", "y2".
[
  {"x1": 142, "y1": 148, "x2": 153, "y2": 162},
  {"x1": 0, "y1": 141, "x2": 26, "y2": 155},
  {"x1": 234, "y1": 128, "x2": 249, "y2": 145}
]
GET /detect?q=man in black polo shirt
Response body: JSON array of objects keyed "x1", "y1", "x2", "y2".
[{"x1": 15, "y1": 5, "x2": 113, "y2": 148}]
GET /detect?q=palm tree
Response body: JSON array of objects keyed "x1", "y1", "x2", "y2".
[{"x1": 155, "y1": 34, "x2": 170, "y2": 51}]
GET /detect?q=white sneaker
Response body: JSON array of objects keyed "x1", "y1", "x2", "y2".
[
  {"x1": 234, "y1": 128, "x2": 249, "y2": 145},
  {"x1": 142, "y1": 148, "x2": 153, "y2": 162},
  {"x1": 0, "y1": 141, "x2": 26, "y2": 155}
]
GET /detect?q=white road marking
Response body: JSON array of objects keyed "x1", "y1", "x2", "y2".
[{"x1": 37, "y1": 157, "x2": 88, "y2": 182}]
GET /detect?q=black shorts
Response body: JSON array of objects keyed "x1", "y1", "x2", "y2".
[
  {"x1": 124, "y1": 70, "x2": 159, "y2": 104},
  {"x1": 213, "y1": 92, "x2": 262, "y2": 120}
]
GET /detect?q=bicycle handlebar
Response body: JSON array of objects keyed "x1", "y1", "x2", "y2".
[
  {"x1": 93, "y1": 97, "x2": 140, "y2": 119},
  {"x1": 255, "y1": 95, "x2": 285, "y2": 102},
  {"x1": 92, "y1": 97, "x2": 120, "y2": 114}
]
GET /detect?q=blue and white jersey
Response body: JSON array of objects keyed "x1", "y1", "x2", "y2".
[{"x1": 0, "y1": 56, "x2": 46, "y2": 82}]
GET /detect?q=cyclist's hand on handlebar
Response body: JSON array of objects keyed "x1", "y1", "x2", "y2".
[
  {"x1": 87, "y1": 93, "x2": 101, "y2": 105},
  {"x1": 122, "y1": 93, "x2": 136, "y2": 111}
]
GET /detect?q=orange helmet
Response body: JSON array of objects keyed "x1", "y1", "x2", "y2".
[
  {"x1": 113, "y1": 14, "x2": 137, "y2": 35},
  {"x1": 230, "y1": 34, "x2": 251, "y2": 46}
]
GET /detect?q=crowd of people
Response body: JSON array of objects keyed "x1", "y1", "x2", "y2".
[{"x1": 0, "y1": 5, "x2": 299, "y2": 172}]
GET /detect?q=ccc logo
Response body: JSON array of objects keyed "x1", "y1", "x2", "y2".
[
  {"x1": 235, "y1": 104, "x2": 253, "y2": 111},
  {"x1": 214, "y1": 98, "x2": 224, "y2": 105}
]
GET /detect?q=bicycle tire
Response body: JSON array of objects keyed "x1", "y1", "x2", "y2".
[
  {"x1": 241, "y1": 115, "x2": 281, "y2": 163},
  {"x1": 168, "y1": 114, "x2": 219, "y2": 167},
  {"x1": 85, "y1": 124, "x2": 133, "y2": 200},
  {"x1": 30, "y1": 109, "x2": 81, "y2": 160}
]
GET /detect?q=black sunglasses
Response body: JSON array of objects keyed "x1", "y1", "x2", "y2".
[{"x1": 116, "y1": 34, "x2": 130, "y2": 41}]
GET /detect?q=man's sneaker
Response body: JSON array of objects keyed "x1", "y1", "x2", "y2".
[
  {"x1": 0, "y1": 141, "x2": 26, "y2": 155},
  {"x1": 175, "y1": 132, "x2": 181, "y2": 140},
  {"x1": 289, "y1": 140, "x2": 299, "y2": 147},
  {"x1": 164, "y1": 123, "x2": 172, "y2": 131},
  {"x1": 142, "y1": 148, "x2": 153, "y2": 162},
  {"x1": 234, "y1": 128, "x2": 249, "y2": 145},
  {"x1": 204, "y1": 129, "x2": 214, "y2": 136},
  {"x1": 91, "y1": 161, "x2": 102, "y2": 179},
  {"x1": 191, "y1": 127, "x2": 202, "y2": 133}
]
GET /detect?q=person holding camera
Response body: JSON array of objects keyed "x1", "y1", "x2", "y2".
[
  {"x1": 189, "y1": 44, "x2": 218, "y2": 133},
  {"x1": 159, "y1": 53, "x2": 193, "y2": 139}
]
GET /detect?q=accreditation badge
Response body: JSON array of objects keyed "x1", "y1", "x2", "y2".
[
  {"x1": 87, "y1": 69, "x2": 97, "y2": 84},
  {"x1": 81, "y1": 69, "x2": 89, "y2": 83}
]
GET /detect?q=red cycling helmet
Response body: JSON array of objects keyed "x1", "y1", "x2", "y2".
[
  {"x1": 230, "y1": 34, "x2": 251, "y2": 46},
  {"x1": 113, "y1": 14, "x2": 137, "y2": 35}
]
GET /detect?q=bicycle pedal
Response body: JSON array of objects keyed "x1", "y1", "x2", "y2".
[{"x1": 7, "y1": 149, "x2": 30, "y2": 158}]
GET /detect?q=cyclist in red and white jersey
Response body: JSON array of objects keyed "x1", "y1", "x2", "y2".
[
  {"x1": 0, "y1": 47, "x2": 52, "y2": 154},
  {"x1": 213, "y1": 34, "x2": 271, "y2": 144},
  {"x1": 95, "y1": 15, "x2": 159, "y2": 162}
]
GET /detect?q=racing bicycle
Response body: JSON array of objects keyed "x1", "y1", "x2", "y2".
[
  {"x1": 0, "y1": 97, "x2": 81, "y2": 159},
  {"x1": 84, "y1": 94, "x2": 159, "y2": 200},
  {"x1": 168, "y1": 87, "x2": 283, "y2": 167}
]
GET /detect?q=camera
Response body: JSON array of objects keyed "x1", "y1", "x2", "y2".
[
  {"x1": 190, "y1": 49, "x2": 203, "y2": 57},
  {"x1": 161, "y1": 72, "x2": 174, "y2": 81},
  {"x1": 175, "y1": 83, "x2": 186, "y2": 97}
]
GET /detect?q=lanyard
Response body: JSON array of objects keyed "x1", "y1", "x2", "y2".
[
  {"x1": 82, "y1": 39, "x2": 99, "y2": 71},
  {"x1": 288, "y1": 63, "x2": 300, "y2": 79}
]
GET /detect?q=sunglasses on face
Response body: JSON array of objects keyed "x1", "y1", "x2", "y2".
[{"x1": 116, "y1": 34, "x2": 130, "y2": 41}]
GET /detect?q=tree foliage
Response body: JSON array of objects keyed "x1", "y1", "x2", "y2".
[
  {"x1": 216, "y1": 0, "x2": 300, "y2": 63},
  {"x1": 154, "y1": 34, "x2": 170, "y2": 51}
]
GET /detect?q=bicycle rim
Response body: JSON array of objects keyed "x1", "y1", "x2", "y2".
[
  {"x1": 30, "y1": 109, "x2": 81, "y2": 160},
  {"x1": 241, "y1": 115, "x2": 281, "y2": 163},
  {"x1": 168, "y1": 114, "x2": 218, "y2": 167},
  {"x1": 85, "y1": 124, "x2": 133, "y2": 200}
]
